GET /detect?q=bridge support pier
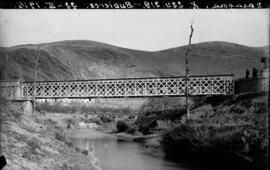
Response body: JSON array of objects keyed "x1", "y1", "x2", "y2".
[
  {"x1": 0, "y1": 80, "x2": 23, "y2": 100},
  {"x1": 1, "y1": 80, "x2": 33, "y2": 116}
]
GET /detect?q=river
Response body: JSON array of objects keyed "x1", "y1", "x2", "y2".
[{"x1": 67, "y1": 129, "x2": 194, "y2": 170}]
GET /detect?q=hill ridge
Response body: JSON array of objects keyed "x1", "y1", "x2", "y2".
[
  {"x1": 5, "y1": 40, "x2": 268, "y2": 53},
  {"x1": 0, "y1": 40, "x2": 268, "y2": 81}
]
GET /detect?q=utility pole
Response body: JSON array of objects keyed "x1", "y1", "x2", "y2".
[
  {"x1": 5, "y1": 54, "x2": 9, "y2": 80},
  {"x1": 185, "y1": 25, "x2": 194, "y2": 119},
  {"x1": 33, "y1": 46, "x2": 41, "y2": 117}
]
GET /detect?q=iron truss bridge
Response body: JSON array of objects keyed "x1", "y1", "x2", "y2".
[{"x1": 22, "y1": 75, "x2": 234, "y2": 99}]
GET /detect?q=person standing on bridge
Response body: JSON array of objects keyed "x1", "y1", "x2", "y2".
[
  {"x1": 246, "y1": 69, "x2": 250, "y2": 79},
  {"x1": 252, "y1": 67, "x2": 258, "y2": 78}
]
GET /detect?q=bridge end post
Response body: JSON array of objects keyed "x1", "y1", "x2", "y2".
[
  {"x1": 1, "y1": 80, "x2": 34, "y2": 117},
  {"x1": 0, "y1": 80, "x2": 23, "y2": 100}
]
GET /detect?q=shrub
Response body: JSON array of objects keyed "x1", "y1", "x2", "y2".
[
  {"x1": 65, "y1": 118, "x2": 76, "y2": 129},
  {"x1": 0, "y1": 102, "x2": 23, "y2": 123},
  {"x1": 75, "y1": 147, "x2": 81, "y2": 153},
  {"x1": 116, "y1": 120, "x2": 130, "y2": 132},
  {"x1": 27, "y1": 140, "x2": 41, "y2": 155},
  {"x1": 154, "y1": 120, "x2": 177, "y2": 132},
  {"x1": 44, "y1": 119, "x2": 58, "y2": 126},
  {"x1": 55, "y1": 132, "x2": 66, "y2": 142},
  {"x1": 65, "y1": 141, "x2": 74, "y2": 149},
  {"x1": 125, "y1": 125, "x2": 137, "y2": 134},
  {"x1": 10, "y1": 108, "x2": 22, "y2": 122},
  {"x1": 162, "y1": 122, "x2": 268, "y2": 170}
]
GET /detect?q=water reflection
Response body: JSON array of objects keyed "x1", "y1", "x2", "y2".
[{"x1": 70, "y1": 130, "x2": 188, "y2": 170}]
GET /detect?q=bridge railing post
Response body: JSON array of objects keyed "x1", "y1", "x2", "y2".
[
  {"x1": 199, "y1": 77, "x2": 202, "y2": 95},
  {"x1": 211, "y1": 77, "x2": 214, "y2": 95},
  {"x1": 223, "y1": 77, "x2": 226, "y2": 95},
  {"x1": 124, "y1": 81, "x2": 127, "y2": 97}
]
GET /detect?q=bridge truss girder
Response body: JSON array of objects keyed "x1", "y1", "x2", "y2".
[{"x1": 22, "y1": 75, "x2": 234, "y2": 99}]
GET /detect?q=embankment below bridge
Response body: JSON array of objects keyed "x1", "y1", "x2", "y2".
[
  {"x1": 0, "y1": 99, "x2": 101, "y2": 170},
  {"x1": 1, "y1": 92, "x2": 268, "y2": 170}
]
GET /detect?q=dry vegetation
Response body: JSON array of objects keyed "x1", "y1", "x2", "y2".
[
  {"x1": 0, "y1": 99, "x2": 101, "y2": 170},
  {"x1": 161, "y1": 92, "x2": 268, "y2": 170}
]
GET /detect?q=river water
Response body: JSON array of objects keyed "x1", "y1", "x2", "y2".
[{"x1": 68, "y1": 129, "x2": 191, "y2": 170}]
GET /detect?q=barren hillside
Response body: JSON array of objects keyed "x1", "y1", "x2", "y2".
[{"x1": 0, "y1": 40, "x2": 268, "y2": 81}]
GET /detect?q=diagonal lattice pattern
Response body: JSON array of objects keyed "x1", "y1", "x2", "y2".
[{"x1": 22, "y1": 75, "x2": 234, "y2": 98}]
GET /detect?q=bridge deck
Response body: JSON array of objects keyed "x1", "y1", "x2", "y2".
[{"x1": 22, "y1": 75, "x2": 234, "y2": 98}]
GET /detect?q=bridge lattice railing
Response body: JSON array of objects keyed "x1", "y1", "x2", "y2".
[{"x1": 22, "y1": 75, "x2": 234, "y2": 98}]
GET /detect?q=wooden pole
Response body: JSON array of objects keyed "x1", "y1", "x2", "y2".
[
  {"x1": 5, "y1": 54, "x2": 8, "y2": 80},
  {"x1": 185, "y1": 25, "x2": 194, "y2": 119},
  {"x1": 33, "y1": 47, "x2": 41, "y2": 117}
]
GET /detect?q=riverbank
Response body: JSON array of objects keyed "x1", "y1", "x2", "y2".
[
  {"x1": 0, "y1": 100, "x2": 101, "y2": 170},
  {"x1": 161, "y1": 93, "x2": 268, "y2": 170},
  {"x1": 103, "y1": 92, "x2": 268, "y2": 170},
  {"x1": 2, "y1": 92, "x2": 266, "y2": 170}
]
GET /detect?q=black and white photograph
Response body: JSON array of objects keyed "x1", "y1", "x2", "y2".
[{"x1": 0, "y1": 4, "x2": 269, "y2": 170}]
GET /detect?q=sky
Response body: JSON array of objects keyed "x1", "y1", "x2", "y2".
[{"x1": 0, "y1": 9, "x2": 269, "y2": 51}]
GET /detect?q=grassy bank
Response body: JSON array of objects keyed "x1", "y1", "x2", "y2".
[
  {"x1": 93, "y1": 92, "x2": 268, "y2": 170},
  {"x1": 0, "y1": 99, "x2": 101, "y2": 170},
  {"x1": 161, "y1": 93, "x2": 268, "y2": 170}
]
